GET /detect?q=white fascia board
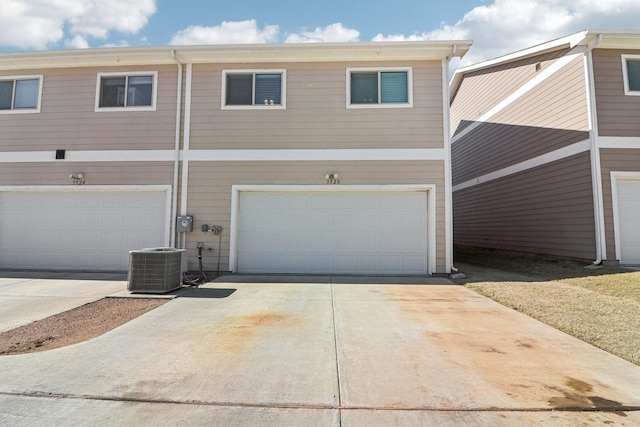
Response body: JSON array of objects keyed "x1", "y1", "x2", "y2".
[{"x1": 177, "y1": 41, "x2": 472, "y2": 64}]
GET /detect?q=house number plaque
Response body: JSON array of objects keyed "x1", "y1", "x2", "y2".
[{"x1": 325, "y1": 173, "x2": 340, "y2": 185}]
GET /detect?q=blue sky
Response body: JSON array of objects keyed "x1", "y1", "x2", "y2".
[{"x1": 1, "y1": 0, "x2": 639, "y2": 67}]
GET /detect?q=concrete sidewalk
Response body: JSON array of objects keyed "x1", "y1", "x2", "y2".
[
  {"x1": 0, "y1": 276, "x2": 639, "y2": 425},
  {"x1": 0, "y1": 273, "x2": 127, "y2": 332}
]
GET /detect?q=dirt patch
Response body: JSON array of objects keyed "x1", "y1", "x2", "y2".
[{"x1": 0, "y1": 297, "x2": 168, "y2": 355}]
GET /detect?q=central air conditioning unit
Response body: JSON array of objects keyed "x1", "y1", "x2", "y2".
[{"x1": 128, "y1": 247, "x2": 186, "y2": 293}]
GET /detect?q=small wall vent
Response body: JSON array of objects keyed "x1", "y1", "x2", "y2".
[{"x1": 128, "y1": 247, "x2": 185, "y2": 293}]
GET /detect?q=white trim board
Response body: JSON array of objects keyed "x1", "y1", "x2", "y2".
[
  {"x1": 228, "y1": 184, "x2": 437, "y2": 275},
  {"x1": 185, "y1": 149, "x2": 445, "y2": 162},
  {"x1": 0, "y1": 149, "x2": 445, "y2": 163},
  {"x1": 453, "y1": 139, "x2": 591, "y2": 192},
  {"x1": 599, "y1": 136, "x2": 640, "y2": 150},
  {"x1": 0, "y1": 150, "x2": 176, "y2": 163}
]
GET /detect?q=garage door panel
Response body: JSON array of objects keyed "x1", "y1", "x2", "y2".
[
  {"x1": 617, "y1": 179, "x2": 640, "y2": 264},
  {"x1": 237, "y1": 191, "x2": 429, "y2": 275},
  {"x1": 0, "y1": 190, "x2": 166, "y2": 271}
]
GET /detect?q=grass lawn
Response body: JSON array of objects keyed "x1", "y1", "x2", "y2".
[{"x1": 454, "y1": 248, "x2": 640, "y2": 366}]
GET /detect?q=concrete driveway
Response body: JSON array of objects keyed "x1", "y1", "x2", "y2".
[{"x1": 0, "y1": 275, "x2": 639, "y2": 426}]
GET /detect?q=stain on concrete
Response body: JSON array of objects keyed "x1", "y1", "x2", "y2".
[{"x1": 547, "y1": 377, "x2": 628, "y2": 416}]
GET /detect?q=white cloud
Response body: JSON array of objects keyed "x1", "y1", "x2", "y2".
[
  {"x1": 170, "y1": 20, "x2": 279, "y2": 45},
  {"x1": 285, "y1": 23, "x2": 360, "y2": 43},
  {"x1": 0, "y1": 0, "x2": 156, "y2": 50},
  {"x1": 64, "y1": 35, "x2": 90, "y2": 50},
  {"x1": 373, "y1": 0, "x2": 640, "y2": 67}
]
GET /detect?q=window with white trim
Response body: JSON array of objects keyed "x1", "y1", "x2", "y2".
[
  {"x1": 95, "y1": 72, "x2": 157, "y2": 111},
  {"x1": 347, "y1": 67, "x2": 413, "y2": 108},
  {"x1": 622, "y1": 55, "x2": 640, "y2": 96},
  {"x1": 0, "y1": 75, "x2": 43, "y2": 113},
  {"x1": 222, "y1": 69, "x2": 286, "y2": 109}
]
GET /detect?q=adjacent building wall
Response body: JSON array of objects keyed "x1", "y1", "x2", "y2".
[
  {"x1": 592, "y1": 48, "x2": 640, "y2": 261},
  {"x1": 451, "y1": 49, "x2": 597, "y2": 260}
]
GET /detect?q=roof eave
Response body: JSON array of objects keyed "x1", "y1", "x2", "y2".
[{"x1": 0, "y1": 41, "x2": 473, "y2": 71}]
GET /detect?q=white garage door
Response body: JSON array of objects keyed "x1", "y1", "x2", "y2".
[
  {"x1": 0, "y1": 189, "x2": 168, "y2": 271},
  {"x1": 616, "y1": 179, "x2": 640, "y2": 264},
  {"x1": 236, "y1": 191, "x2": 429, "y2": 275}
]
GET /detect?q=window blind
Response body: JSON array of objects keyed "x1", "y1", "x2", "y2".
[
  {"x1": 380, "y1": 72, "x2": 408, "y2": 103},
  {"x1": 255, "y1": 74, "x2": 282, "y2": 105}
]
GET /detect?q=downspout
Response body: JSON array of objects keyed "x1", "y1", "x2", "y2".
[
  {"x1": 442, "y1": 45, "x2": 457, "y2": 274},
  {"x1": 179, "y1": 63, "x2": 193, "y2": 252},
  {"x1": 583, "y1": 34, "x2": 606, "y2": 265},
  {"x1": 170, "y1": 49, "x2": 183, "y2": 248}
]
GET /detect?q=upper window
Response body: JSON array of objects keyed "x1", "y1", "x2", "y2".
[
  {"x1": 347, "y1": 67, "x2": 413, "y2": 108},
  {"x1": 222, "y1": 69, "x2": 286, "y2": 110},
  {"x1": 622, "y1": 55, "x2": 640, "y2": 96},
  {"x1": 95, "y1": 72, "x2": 157, "y2": 111},
  {"x1": 0, "y1": 75, "x2": 42, "y2": 113}
]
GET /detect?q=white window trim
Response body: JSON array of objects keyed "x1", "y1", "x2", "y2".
[
  {"x1": 0, "y1": 74, "x2": 43, "y2": 114},
  {"x1": 621, "y1": 54, "x2": 640, "y2": 96},
  {"x1": 95, "y1": 71, "x2": 158, "y2": 112},
  {"x1": 221, "y1": 69, "x2": 287, "y2": 110},
  {"x1": 346, "y1": 67, "x2": 413, "y2": 109}
]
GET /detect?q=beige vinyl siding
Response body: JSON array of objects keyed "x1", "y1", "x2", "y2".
[
  {"x1": 593, "y1": 49, "x2": 640, "y2": 137},
  {"x1": 0, "y1": 66, "x2": 178, "y2": 152},
  {"x1": 599, "y1": 149, "x2": 640, "y2": 261},
  {"x1": 450, "y1": 49, "x2": 569, "y2": 136},
  {"x1": 488, "y1": 55, "x2": 588, "y2": 131},
  {"x1": 184, "y1": 161, "x2": 447, "y2": 273},
  {"x1": 451, "y1": 53, "x2": 589, "y2": 186},
  {"x1": 453, "y1": 153, "x2": 596, "y2": 260},
  {"x1": 189, "y1": 61, "x2": 444, "y2": 150},
  {"x1": 0, "y1": 162, "x2": 174, "y2": 186}
]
